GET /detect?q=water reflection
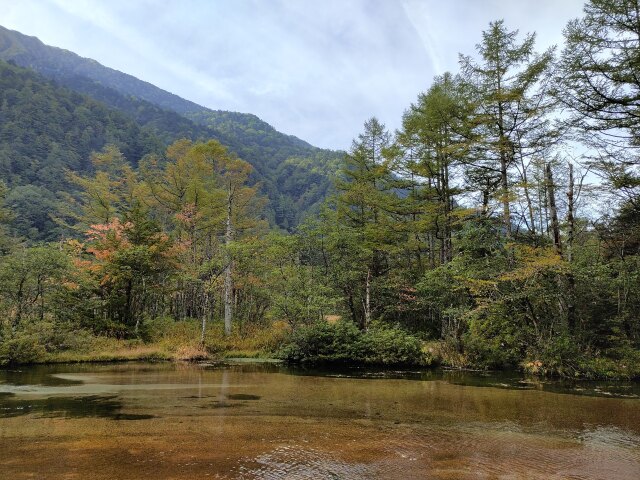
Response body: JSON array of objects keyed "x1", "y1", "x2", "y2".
[
  {"x1": 281, "y1": 364, "x2": 640, "y2": 399},
  {"x1": 0, "y1": 361, "x2": 638, "y2": 480},
  {"x1": 0, "y1": 393, "x2": 155, "y2": 420}
]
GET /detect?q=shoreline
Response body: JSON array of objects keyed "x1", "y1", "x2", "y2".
[{"x1": 2, "y1": 351, "x2": 639, "y2": 382}]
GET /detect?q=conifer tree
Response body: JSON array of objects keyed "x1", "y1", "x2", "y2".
[{"x1": 460, "y1": 21, "x2": 557, "y2": 236}]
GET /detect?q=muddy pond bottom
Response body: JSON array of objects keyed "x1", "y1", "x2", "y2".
[{"x1": 1, "y1": 362, "x2": 639, "y2": 479}]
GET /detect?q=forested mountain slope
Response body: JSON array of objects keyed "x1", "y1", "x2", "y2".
[
  {"x1": 0, "y1": 24, "x2": 213, "y2": 115},
  {"x1": 0, "y1": 25, "x2": 341, "y2": 230},
  {"x1": 0, "y1": 60, "x2": 166, "y2": 240}
]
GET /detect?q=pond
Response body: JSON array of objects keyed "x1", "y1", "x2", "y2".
[{"x1": 1, "y1": 362, "x2": 639, "y2": 479}]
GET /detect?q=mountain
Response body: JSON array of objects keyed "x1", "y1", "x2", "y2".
[
  {"x1": 0, "y1": 59, "x2": 166, "y2": 240},
  {"x1": 0, "y1": 25, "x2": 341, "y2": 231},
  {"x1": 0, "y1": 24, "x2": 211, "y2": 116}
]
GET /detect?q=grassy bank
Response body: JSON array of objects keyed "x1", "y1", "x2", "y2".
[
  {"x1": 3, "y1": 317, "x2": 640, "y2": 380},
  {"x1": 424, "y1": 340, "x2": 640, "y2": 380},
  {"x1": 0, "y1": 318, "x2": 289, "y2": 366}
]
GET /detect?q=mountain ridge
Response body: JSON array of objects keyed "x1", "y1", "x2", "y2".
[
  {"x1": 0, "y1": 25, "x2": 341, "y2": 233},
  {"x1": 0, "y1": 25, "x2": 314, "y2": 150}
]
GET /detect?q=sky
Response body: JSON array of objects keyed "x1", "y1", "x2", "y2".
[{"x1": 1, "y1": 0, "x2": 585, "y2": 150}]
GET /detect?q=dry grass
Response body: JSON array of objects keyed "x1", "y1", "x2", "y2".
[
  {"x1": 423, "y1": 340, "x2": 469, "y2": 368},
  {"x1": 204, "y1": 320, "x2": 290, "y2": 355},
  {"x1": 43, "y1": 342, "x2": 173, "y2": 363},
  {"x1": 173, "y1": 345, "x2": 209, "y2": 361},
  {"x1": 13, "y1": 318, "x2": 290, "y2": 365}
]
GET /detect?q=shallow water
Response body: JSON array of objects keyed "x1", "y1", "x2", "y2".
[{"x1": 0, "y1": 362, "x2": 639, "y2": 479}]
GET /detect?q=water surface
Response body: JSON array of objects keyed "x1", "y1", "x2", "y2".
[{"x1": 1, "y1": 362, "x2": 639, "y2": 479}]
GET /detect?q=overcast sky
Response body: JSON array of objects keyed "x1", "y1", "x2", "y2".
[{"x1": 2, "y1": 0, "x2": 585, "y2": 150}]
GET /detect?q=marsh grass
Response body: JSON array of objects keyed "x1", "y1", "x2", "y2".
[{"x1": 1, "y1": 317, "x2": 289, "y2": 365}]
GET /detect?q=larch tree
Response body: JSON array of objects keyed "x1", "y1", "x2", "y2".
[
  {"x1": 558, "y1": 0, "x2": 640, "y2": 204},
  {"x1": 460, "y1": 20, "x2": 557, "y2": 236},
  {"x1": 396, "y1": 72, "x2": 472, "y2": 268},
  {"x1": 335, "y1": 117, "x2": 399, "y2": 329},
  {"x1": 194, "y1": 141, "x2": 261, "y2": 337}
]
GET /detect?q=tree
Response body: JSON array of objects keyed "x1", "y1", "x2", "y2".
[
  {"x1": 460, "y1": 20, "x2": 557, "y2": 236},
  {"x1": 84, "y1": 204, "x2": 178, "y2": 336},
  {"x1": 141, "y1": 139, "x2": 224, "y2": 335},
  {"x1": 558, "y1": 0, "x2": 640, "y2": 203},
  {"x1": 0, "y1": 181, "x2": 15, "y2": 254},
  {"x1": 334, "y1": 118, "x2": 399, "y2": 329},
  {"x1": 65, "y1": 145, "x2": 139, "y2": 228},
  {"x1": 0, "y1": 246, "x2": 69, "y2": 326},
  {"x1": 6, "y1": 185, "x2": 63, "y2": 241},
  {"x1": 194, "y1": 141, "x2": 262, "y2": 336},
  {"x1": 142, "y1": 140, "x2": 263, "y2": 337},
  {"x1": 396, "y1": 72, "x2": 472, "y2": 267}
]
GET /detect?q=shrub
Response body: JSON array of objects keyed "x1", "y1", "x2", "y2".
[
  {"x1": 0, "y1": 333, "x2": 47, "y2": 365},
  {"x1": 359, "y1": 327, "x2": 426, "y2": 365},
  {"x1": 463, "y1": 306, "x2": 525, "y2": 369},
  {"x1": 0, "y1": 318, "x2": 102, "y2": 365},
  {"x1": 279, "y1": 320, "x2": 428, "y2": 366}
]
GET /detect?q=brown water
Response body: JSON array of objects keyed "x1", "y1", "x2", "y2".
[{"x1": 1, "y1": 362, "x2": 639, "y2": 479}]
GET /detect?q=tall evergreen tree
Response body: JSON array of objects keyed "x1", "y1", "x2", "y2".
[
  {"x1": 558, "y1": 0, "x2": 640, "y2": 203},
  {"x1": 396, "y1": 73, "x2": 472, "y2": 267},
  {"x1": 334, "y1": 118, "x2": 399, "y2": 329},
  {"x1": 460, "y1": 20, "x2": 557, "y2": 236}
]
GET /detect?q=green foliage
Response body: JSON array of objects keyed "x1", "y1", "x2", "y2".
[
  {"x1": 279, "y1": 320, "x2": 427, "y2": 366},
  {"x1": 0, "y1": 245, "x2": 70, "y2": 325},
  {"x1": 6, "y1": 185, "x2": 64, "y2": 241},
  {"x1": 0, "y1": 26, "x2": 343, "y2": 232},
  {"x1": 0, "y1": 323, "x2": 48, "y2": 365},
  {"x1": 359, "y1": 325, "x2": 430, "y2": 366},
  {"x1": 0, "y1": 317, "x2": 98, "y2": 365},
  {"x1": 255, "y1": 233, "x2": 337, "y2": 327},
  {"x1": 0, "y1": 14, "x2": 639, "y2": 381},
  {"x1": 463, "y1": 305, "x2": 526, "y2": 369}
]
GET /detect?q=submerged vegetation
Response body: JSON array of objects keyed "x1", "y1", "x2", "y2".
[{"x1": 0, "y1": 1, "x2": 639, "y2": 379}]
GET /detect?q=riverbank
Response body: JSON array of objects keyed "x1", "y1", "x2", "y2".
[
  {"x1": 0, "y1": 318, "x2": 287, "y2": 366},
  {"x1": 425, "y1": 340, "x2": 640, "y2": 381},
  {"x1": 39, "y1": 342, "x2": 273, "y2": 365},
  {"x1": 2, "y1": 317, "x2": 640, "y2": 380}
]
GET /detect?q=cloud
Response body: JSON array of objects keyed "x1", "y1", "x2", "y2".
[{"x1": 0, "y1": 0, "x2": 585, "y2": 150}]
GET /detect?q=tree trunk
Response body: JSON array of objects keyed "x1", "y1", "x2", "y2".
[
  {"x1": 482, "y1": 186, "x2": 490, "y2": 216},
  {"x1": 224, "y1": 185, "x2": 233, "y2": 337},
  {"x1": 497, "y1": 87, "x2": 511, "y2": 237},
  {"x1": 566, "y1": 163, "x2": 576, "y2": 332},
  {"x1": 500, "y1": 151, "x2": 512, "y2": 237},
  {"x1": 363, "y1": 267, "x2": 371, "y2": 330},
  {"x1": 520, "y1": 154, "x2": 536, "y2": 234},
  {"x1": 545, "y1": 162, "x2": 562, "y2": 255},
  {"x1": 201, "y1": 307, "x2": 207, "y2": 346},
  {"x1": 566, "y1": 164, "x2": 575, "y2": 263},
  {"x1": 443, "y1": 161, "x2": 453, "y2": 264}
]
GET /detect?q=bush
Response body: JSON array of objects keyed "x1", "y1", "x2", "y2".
[
  {"x1": 0, "y1": 317, "x2": 98, "y2": 365},
  {"x1": 0, "y1": 333, "x2": 47, "y2": 365},
  {"x1": 463, "y1": 306, "x2": 525, "y2": 369},
  {"x1": 279, "y1": 320, "x2": 428, "y2": 366},
  {"x1": 521, "y1": 334, "x2": 581, "y2": 377},
  {"x1": 141, "y1": 316, "x2": 188, "y2": 344},
  {"x1": 359, "y1": 327, "x2": 427, "y2": 365},
  {"x1": 523, "y1": 342, "x2": 640, "y2": 379}
]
